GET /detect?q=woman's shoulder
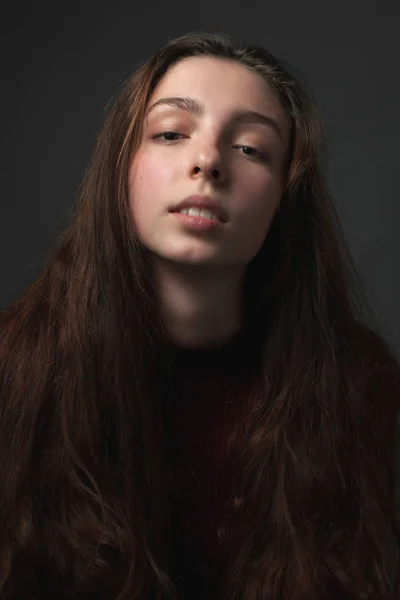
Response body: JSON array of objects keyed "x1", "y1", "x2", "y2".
[
  {"x1": 353, "y1": 322, "x2": 400, "y2": 467},
  {"x1": 343, "y1": 320, "x2": 400, "y2": 449},
  {"x1": 349, "y1": 320, "x2": 400, "y2": 381},
  {"x1": 0, "y1": 291, "x2": 53, "y2": 387}
]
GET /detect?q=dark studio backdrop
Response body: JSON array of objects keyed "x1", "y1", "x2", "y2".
[{"x1": 1, "y1": 1, "x2": 399, "y2": 357}]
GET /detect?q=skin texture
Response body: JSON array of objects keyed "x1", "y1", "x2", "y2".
[{"x1": 128, "y1": 56, "x2": 291, "y2": 347}]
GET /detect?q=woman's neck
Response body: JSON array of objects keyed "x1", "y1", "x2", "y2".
[{"x1": 152, "y1": 257, "x2": 246, "y2": 349}]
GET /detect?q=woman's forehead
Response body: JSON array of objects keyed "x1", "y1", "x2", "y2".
[
  {"x1": 148, "y1": 56, "x2": 290, "y2": 134},
  {"x1": 153, "y1": 56, "x2": 267, "y2": 100}
]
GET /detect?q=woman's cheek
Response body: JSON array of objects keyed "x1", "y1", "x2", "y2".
[
  {"x1": 237, "y1": 176, "x2": 281, "y2": 215},
  {"x1": 130, "y1": 156, "x2": 162, "y2": 199}
]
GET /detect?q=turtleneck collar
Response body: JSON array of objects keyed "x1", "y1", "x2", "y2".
[{"x1": 165, "y1": 325, "x2": 263, "y2": 380}]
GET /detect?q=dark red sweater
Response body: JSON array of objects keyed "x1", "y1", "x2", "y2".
[
  {"x1": 162, "y1": 328, "x2": 264, "y2": 600},
  {"x1": 161, "y1": 327, "x2": 400, "y2": 598}
]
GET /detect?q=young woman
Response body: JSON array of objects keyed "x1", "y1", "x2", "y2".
[{"x1": 0, "y1": 31, "x2": 399, "y2": 600}]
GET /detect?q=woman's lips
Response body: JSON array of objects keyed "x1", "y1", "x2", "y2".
[{"x1": 170, "y1": 211, "x2": 224, "y2": 231}]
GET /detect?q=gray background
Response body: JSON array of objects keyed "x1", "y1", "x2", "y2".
[{"x1": 1, "y1": 1, "x2": 399, "y2": 356}]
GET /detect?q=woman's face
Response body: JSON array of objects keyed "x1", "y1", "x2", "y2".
[{"x1": 128, "y1": 56, "x2": 291, "y2": 267}]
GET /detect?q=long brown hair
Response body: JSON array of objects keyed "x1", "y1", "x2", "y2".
[{"x1": 0, "y1": 31, "x2": 399, "y2": 600}]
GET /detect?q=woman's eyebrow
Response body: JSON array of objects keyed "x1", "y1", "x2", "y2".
[{"x1": 145, "y1": 96, "x2": 284, "y2": 143}]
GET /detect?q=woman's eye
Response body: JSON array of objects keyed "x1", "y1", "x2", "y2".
[
  {"x1": 151, "y1": 132, "x2": 268, "y2": 161},
  {"x1": 152, "y1": 131, "x2": 184, "y2": 142},
  {"x1": 233, "y1": 145, "x2": 268, "y2": 161}
]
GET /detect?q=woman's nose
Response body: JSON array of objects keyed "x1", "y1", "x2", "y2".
[{"x1": 189, "y1": 142, "x2": 227, "y2": 183}]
